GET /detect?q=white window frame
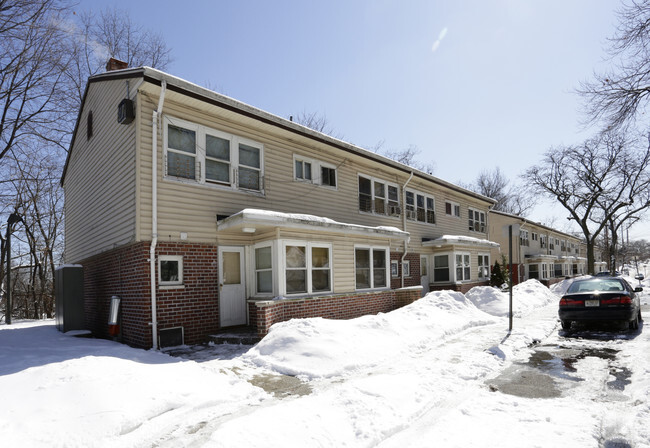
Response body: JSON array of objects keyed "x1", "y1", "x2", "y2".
[
  {"x1": 163, "y1": 116, "x2": 264, "y2": 193},
  {"x1": 406, "y1": 189, "x2": 436, "y2": 224},
  {"x1": 254, "y1": 242, "x2": 274, "y2": 296},
  {"x1": 293, "y1": 155, "x2": 313, "y2": 183},
  {"x1": 158, "y1": 255, "x2": 183, "y2": 287},
  {"x1": 319, "y1": 161, "x2": 338, "y2": 188},
  {"x1": 281, "y1": 241, "x2": 333, "y2": 296},
  {"x1": 358, "y1": 175, "x2": 400, "y2": 217},
  {"x1": 454, "y1": 252, "x2": 471, "y2": 282},
  {"x1": 354, "y1": 245, "x2": 389, "y2": 290},
  {"x1": 390, "y1": 260, "x2": 399, "y2": 278},
  {"x1": 445, "y1": 201, "x2": 461, "y2": 218},
  {"x1": 292, "y1": 155, "x2": 338, "y2": 189},
  {"x1": 468, "y1": 208, "x2": 486, "y2": 233},
  {"x1": 433, "y1": 253, "x2": 451, "y2": 283},
  {"x1": 478, "y1": 253, "x2": 490, "y2": 280},
  {"x1": 403, "y1": 260, "x2": 411, "y2": 278}
]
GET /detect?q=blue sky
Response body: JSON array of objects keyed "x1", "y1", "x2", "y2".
[{"x1": 77, "y1": 0, "x2": 649, "y2": 240}]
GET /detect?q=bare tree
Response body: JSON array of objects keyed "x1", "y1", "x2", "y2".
[
  {"x1": 462, "y1": 167, "x2": 532, "y2": 216},
  {"x1": 291, "y1": 110, "x2": 342, "y2": 139},
  {"x1": 0, "y1": 0, "x2": 73, "y2": 162},
  {"x1": 579, "y1": 0, "x2": 650, "y2": 130},
  {"x1": 525, "y1": 131, "x2": 650, "y2": 273},
  {"x1": 382, "y1": 144, "x2": 436, "y2": 175}
]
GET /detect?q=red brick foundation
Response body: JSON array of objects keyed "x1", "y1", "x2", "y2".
[
  {"x1": 79, "y1": 241, "x2": 219, "y2": 348},
  {"x1": 249, "y1": 287, "x2": 422, "y2": 338}
]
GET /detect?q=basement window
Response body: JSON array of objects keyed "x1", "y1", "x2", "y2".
[{"x1": 159, "y1": 255, "x2": 183, "y2": 286}]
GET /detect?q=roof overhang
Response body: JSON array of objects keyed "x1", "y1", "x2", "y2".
[
  {"x1": 421, "y1": 235, "x2": 499, "y2": 250},
  {"x1": 216, "y1": 209, "x2": 410, "y2": 241}
]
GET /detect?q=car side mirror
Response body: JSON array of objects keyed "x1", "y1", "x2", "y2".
[{"x1": 634, "y1": 287, "x2": 643, "y2": 292}]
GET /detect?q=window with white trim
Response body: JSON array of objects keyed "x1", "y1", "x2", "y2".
[
  {"x1": 478, "y1": 254, "x2": 490, "y2": 280},
  {"x1": 403, "y1": 260, "x2": 410, "y2": 277},
  {"x1": 520, "y1": 230, "x2": 529, "y2": 247},
  {"x1": 468, "y1": 208, "x2": 486, "y2": 232},
  {"x1": 355, "y1": 246, "x2": 388, "y2": 289},
  {"x1": 391, "y1": 260, "x2": 399, "y2": 278},
  {"x1": 159, "y1": 255, "x2": 183, "y2": 286},
  {"x1": 455, "y1": 253, "x2": 471, "y2": 281},
  {"x1": 433, "y1": 254, "x2": 450, "y2": 282},
  {"x1": 255, "y1": 245, "x2": 273, "y2": 294},
  {"x1": 528, "y1": 264, "x2": 539, "y2": 279},
  {"x1": 358, "y1": 175, "x2": 400, "y2": 216},
  {"x1": 164, "y1": 116, "x2": 264, "y2": 192},
  {"x1": 406, "y1": 189, "x2": 435, "y2": 224},
  {"x1": 532, "y1": 232, "x2": 538, "y2": 242},
  {"x1": 293, "y1": 155, "x2": 337, "y2": 188},
  {"x1": 540, "y1": 235, "x2": 548, "y2": 249},
  {"x1": 284, "y1": 242, "x2": 332, "y2": 295},
  {"x1": 542, "y1": 263, "x2": 549, "y2": 279},
  {"x1": 445, "y1": 201, "x2": 460, "y2": 217}
]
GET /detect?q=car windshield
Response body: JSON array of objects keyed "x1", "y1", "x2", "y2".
[{"x1": 567, "y1": 279, "x2": 624, "y2": 293}]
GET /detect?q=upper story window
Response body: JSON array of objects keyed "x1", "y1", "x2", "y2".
[
  {"x1": 560, "y1": 240, "x2": 566, "y2": 251},
  {"x1": 519, "y1": 230, "x2": 529, "y2": 247},
  {"x1": 164, "y1": 116, "x2": 263, "y2": 192},
  {"x1": 445, "y1": 201, "x2": 460, "y2": 218},
  {"x1": 358, "y1": 175, "x2": 400, "y2": 216},
  {"x1": 406, "y1": 189, "x2": 435, "y2": 224},
  {"x1": 532, "y1": 232, "x2": 538, "y2": 242},
  {"x1": 293, "y1": 155, "x2": 337, "y2": 188},
  {"x1": 540, "y1": 235, "x2": 548, "y2": 248},
  {"x1": 468, "y1": 208, "x2": 486, "y2": 233}
]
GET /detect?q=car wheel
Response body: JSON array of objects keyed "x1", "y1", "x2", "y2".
[
  {"x1": 629, "y1": 313, "x2": 640, "y2": 331},
  {"x1": 561, "y1": 320, "x2": 571, "y2": 331}
]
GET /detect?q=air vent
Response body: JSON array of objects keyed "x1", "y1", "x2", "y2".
[{"x1": 159, "y1": 326, "x2": 184, "y2": 349}]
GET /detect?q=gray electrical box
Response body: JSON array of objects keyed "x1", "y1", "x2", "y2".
[{"x1": 55, "y1": 265, "x2": 85, "y2": 332}]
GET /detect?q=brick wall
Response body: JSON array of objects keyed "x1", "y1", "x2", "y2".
[
  {"x1": 390, "y1": 252, "x2": 421, "y2": 289},
  {"x1": 249, "y1": 287, "x2": 422, "y2": 338},
  {"x1": 80, "y1": 241, "x2": 219, "y2": 348}
]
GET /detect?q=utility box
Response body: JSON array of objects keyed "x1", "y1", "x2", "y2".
[{"x1": 55, "y1": 265, "x2": 84, "y2": 332}]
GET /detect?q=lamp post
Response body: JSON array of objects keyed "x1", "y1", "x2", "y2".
[{"x1": 5, "y1": 213, "x2": 20, "y2": 325}]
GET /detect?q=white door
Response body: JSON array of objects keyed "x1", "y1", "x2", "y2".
[
  {"x1": 219, "y1": 247, "x2": 247, "y2": 327},
  {"x1": 420, "y1": 256, "x2": 430, "y2": 297}
]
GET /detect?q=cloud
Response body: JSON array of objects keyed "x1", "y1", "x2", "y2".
[{"x1": 431, "y1": 27, "x2": 448, "y2": 52}]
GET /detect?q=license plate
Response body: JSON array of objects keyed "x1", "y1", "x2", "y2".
[{"x1": 585, "y1": 300, "x2": 600, "y2": 307}]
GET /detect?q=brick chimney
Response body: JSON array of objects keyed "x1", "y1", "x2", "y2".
[{"x1": 106, "y1": 58, "x2": 128, "y2": 72}]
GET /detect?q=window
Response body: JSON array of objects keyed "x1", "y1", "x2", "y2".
[
  {"x1": 540, "y1": 235, "x2": 547, "y2": 249},
  {"x1": 478, "y1": 254, "x2": 490, "y2": 280},
  {"x1": 420, "y1": 256, "x2": 428, "y2": 277},
  {"x1": 295, "y1": 158, "x2": 312, "y2": 182},
  {"x1": 164, "y1": 117, "x2": 263, "y2": 192},
  {"x1": 403, "y1": 260, "x2": 410, "y2": 277},
  {"x1": 321, "y1": 165, "x2": 337, "y2": 187},
  {"x1": 529, "y1": 264, "x2": 539, "y2": 279},
  {"x1": 284, "y1": 243, "x2": 331, "y2": 295},
  {"x1": 433, "y1": 254, "x2": 450, "y2": 282},
  {"x1": 542, "y1": 263, "x2": 549, "y2": 279},
  {"x1": 255, "y1": 246, "x2": 273, "y2": 294},
  {"x1": 520, "y1": 230, "x2": 529, "y2": 247},
  {"x1": 554, "y1": 263, "x2": 563, "y2": 277},
  {"x1": 358, "y1": 175, "x2": 400, "y2": 216},
  {"x1": 167, "y1": 124, "x2": 197, "y2": 180},
  {"x1": 532, "y1": 232, "x2": 538, "y2": 242},
  {"x1": 561, "y1": 240, "x2": 566, "y2": 251},
  {"x1": 455, "y1": 253, "x2": 471, "y2": 281},
  {"x1": 391, "y1": 260, "x2": 399, "y2": 278},
  {"x1": 293, "y1": 155, "x2": 337, "y2": 188},
  {"x1": 445, "y1": 201, "x2": 460, "y2": 218},
  {"x1": 406, "y1": 189, "x2": 435, "y2": 224},
  {"x1": 159, "y1": 255, "x2": 183, "y2": 286},
  {"x1": 205, "y1": 132, "x2": 231, "y2": 184},
  {"x1": 355, "y1": 247, "x2": 388, "y2": 289},
  {"x1": 468, "y1": 208, "x2": 486, "y2": 232}
]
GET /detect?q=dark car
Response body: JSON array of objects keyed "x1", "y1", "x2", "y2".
[{"x1": 559, "y1": 277, "x2": 643, "y2": 331}]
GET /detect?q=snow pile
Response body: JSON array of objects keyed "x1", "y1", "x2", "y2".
[
  {"x1": 244, "y1": 290, "x2": 498, "y2": 379},
  {"x1": 466, "y1": 279, "x2": 558, "y2": 318}
]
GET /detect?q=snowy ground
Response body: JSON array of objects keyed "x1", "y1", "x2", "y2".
[{"x1": 1, "y1": 276, "x2": 648, "y2": 447}]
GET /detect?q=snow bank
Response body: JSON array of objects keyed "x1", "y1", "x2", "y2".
[
  {"x1": 466, "y1": 279, "x2": 558, "y2": 318},
  {"x1": 244, "y1": 290, "x2": 499, "y2": 379}
]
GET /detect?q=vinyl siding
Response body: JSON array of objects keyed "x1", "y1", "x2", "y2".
[
  {"x1": 135, "y1": 82, "x2": 493, "y2": 253},
  {"x1": 64, "y1": 79, "x2": 141, "y2": 263}
]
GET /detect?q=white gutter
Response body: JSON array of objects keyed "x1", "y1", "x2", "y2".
[
  {"x1": 401, "y1": 171, "x2": 414, "y2": 288},
  {"x1": 150, "y1": 80, "x2": 166, "y2": 350}
]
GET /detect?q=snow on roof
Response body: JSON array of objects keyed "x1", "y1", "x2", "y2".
[
  {"x1": 217, "y1": 208, "x2": 409, "y2": 239},
  {"x1": 422, "y1": 235, "x2": 500, "y2": 248}
]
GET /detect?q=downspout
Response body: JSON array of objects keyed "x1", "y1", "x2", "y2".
[
  {"x1": 401, "y1": 171, "x2": 414, "y2": 288},
  {"x1": 150, "y1": 80, "x2": 167, "y2": 350}
]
